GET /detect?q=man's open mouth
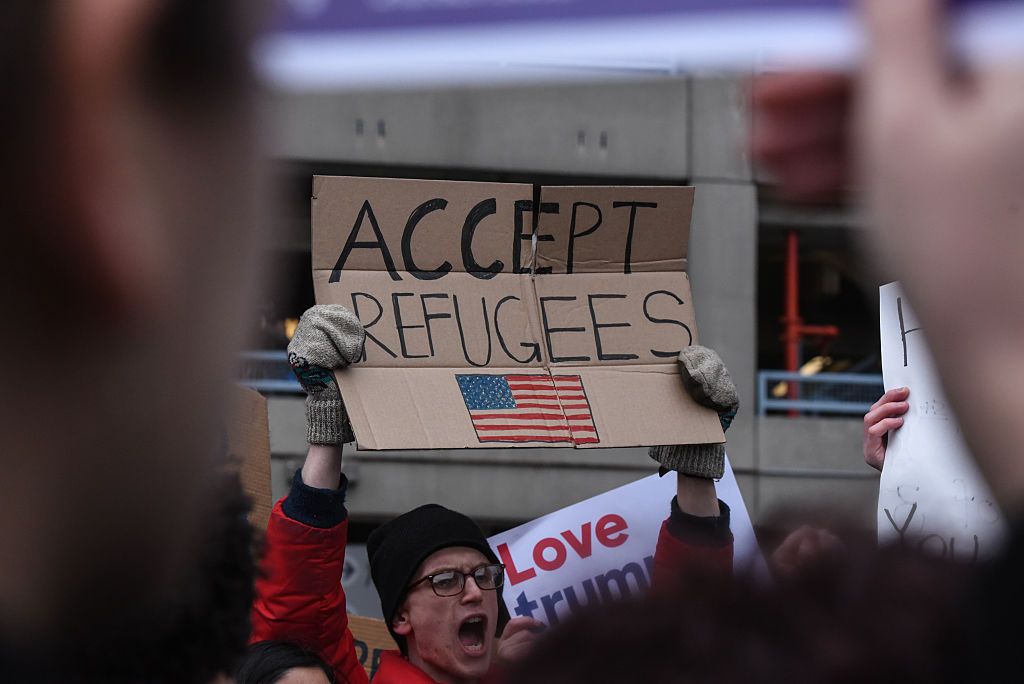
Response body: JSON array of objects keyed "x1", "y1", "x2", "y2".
[{"x1": 457, "y1": 615, "x2": 488, "y2": 654}]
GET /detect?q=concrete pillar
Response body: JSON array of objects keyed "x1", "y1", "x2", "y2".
[
  {"x1": 685, "y1": 76, "x2": 758, "y2": 484},
  {"x1": 688, "y1": 183, "x2": 758, "y2": 474}
]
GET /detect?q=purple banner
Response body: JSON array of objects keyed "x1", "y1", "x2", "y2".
[
  {"x1": 271, "y1": 0, "x2": 1014, "y2": 35},
  {"x1": 259, "y1": 0, "x2": 1024, "y2": 89}
]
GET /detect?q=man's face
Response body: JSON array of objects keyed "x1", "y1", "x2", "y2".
[{"x1": 394, "y1": 547, "x2": 500, "y2": 683}]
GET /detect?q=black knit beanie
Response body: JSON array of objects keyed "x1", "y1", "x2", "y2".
[{"x1": 367, "y1": 504, "x2": 505, "y2": 647}]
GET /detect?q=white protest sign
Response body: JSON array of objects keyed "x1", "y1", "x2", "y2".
[
  {"x1": 487, "y1": 457, "x2": 764, "y2": 626},
  {"x1": 877, "y1": 282, "x2": 1005, "y2": 559}
]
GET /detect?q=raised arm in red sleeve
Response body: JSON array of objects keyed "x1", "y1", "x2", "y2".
[
  {"x1": 653, "y1": 497, "x2": 734, "y2": 583},
  {"x1": 250, "y1": 471, "x2": 368, "y2": 684}
]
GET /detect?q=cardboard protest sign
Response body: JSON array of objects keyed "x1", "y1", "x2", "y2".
[
  {"x1": 877, "y1": 283, "x2": 1005, "y2": 560},
  {"x1": 347, "y1": 615, "x2": 398, "y2": 679},
  {"x1": 226, "y1": 385, "x2": 273, "y2": 530},
  {"x1": 487, "y1": 457, "x2": 764, "y2": 626},
  {"x1": 311, "y1": 175, "x2": 724, "y2": 450}
]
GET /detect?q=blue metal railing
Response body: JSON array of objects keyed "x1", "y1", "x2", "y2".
[
  {"x1": 238, "y1": 350, "x2": 302, "y2": 394},
  {"x1": 757, "y1": 370, "x2": 883, "y2": 417},
  {"x1": 240, "y1": 354, "x2": 885, "y2": 415}
]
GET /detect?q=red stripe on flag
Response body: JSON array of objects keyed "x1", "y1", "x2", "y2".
[
  {"x1": 508, "y1": 383, "x2": 559, "y2": 391},
  {"x1": 505, "y1": 374, "x2": 580, "y2": 384},
  {"x1": 471, "y1": 412, "x2": 567, "y2": 421},
  {"x1": 478, "y1": 435, "x2": 574, "y2": 443},
  {"x1": 472, "y1": 424, "x2": 573, "y2": 432}
]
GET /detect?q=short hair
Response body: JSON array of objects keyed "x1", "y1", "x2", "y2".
[{"x1": 234, "y1": 641, "x2": 339, "y2": 684}]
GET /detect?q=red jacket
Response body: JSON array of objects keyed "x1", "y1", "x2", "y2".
[
  {"x1": 250, "y1": 473, "x2": 733, "y2": 683},
  {"x1": 250, "y1": 497, "x2": 369, "y2": 684}
]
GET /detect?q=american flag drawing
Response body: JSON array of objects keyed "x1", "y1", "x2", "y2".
[{"x1": 455, "y1": 374, "x2": 599, "y2": 445}]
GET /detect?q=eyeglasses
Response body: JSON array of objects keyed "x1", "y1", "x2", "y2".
[{"x1": 408, "y1": 563, "x2": 505, "y2": 597}]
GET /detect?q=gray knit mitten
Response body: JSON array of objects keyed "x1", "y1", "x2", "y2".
[
  {"x1": 288, "y1": 305, "x2": 366, "y2": 445},
  {"x1": 649, "y1": 345, "x2": 740, "y2": 479}
]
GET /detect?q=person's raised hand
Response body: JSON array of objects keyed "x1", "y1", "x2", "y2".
[
  {"x1": 770, "y1": 525, "x2": 844, "y2": 577},
  {"x1": 649, "y1": 346, "x2": 740, "y2": 479},
  {"x1": 495, "y1": 617, "x2": 545, "y2": 668},
  {"x1": 288, "y1": 305, "x2": 365, "y2": 445},
  {"x1": 677, "y1": 346, "x2": 741, "y2": 432},
  {"x1": 863, "y1": 387, "x2": 909, "y2": 471}
]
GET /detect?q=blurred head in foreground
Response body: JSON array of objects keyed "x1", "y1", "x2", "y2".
[
  {"x1": 507, "y1": 543, "x2": 987, "y2": 683},
  {"x1": 0, "y1": 0, "x2": 265, "y2": 663},
  {"x1": 18, "y1": 470, "x2": 258, "y2": 684}
]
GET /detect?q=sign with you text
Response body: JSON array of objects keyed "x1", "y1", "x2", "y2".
[
  {"x1": 877, "y1": 282, "x2": 1006, "y2": 560},
  {"x1": 311, "y1": 176, "x2": 724, "y2": 450}
]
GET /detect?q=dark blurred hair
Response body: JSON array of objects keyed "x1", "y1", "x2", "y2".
[
  {"x1": 235, "y1": 641, "x2": 339, "y2": 684},
  {"x1": 0, "y1": 2, "x2": 57, "y2": 317},
  {"x1": 508, "y1": 543, "x2": 980, "y2": 683},
  {"x1": 21, "y1": 469, "x2": 259, "y2": 684}
]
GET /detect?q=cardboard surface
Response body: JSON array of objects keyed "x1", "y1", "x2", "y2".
[
  {"x1": 347, "y1": 615, "x2": 398, "y2": 679},
  {"x1": 226, "y1": 385, "x2": 273, "y2": 530},
  {"x1": 312, "y1": 176, "x2": 724, "y2": 450}
]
